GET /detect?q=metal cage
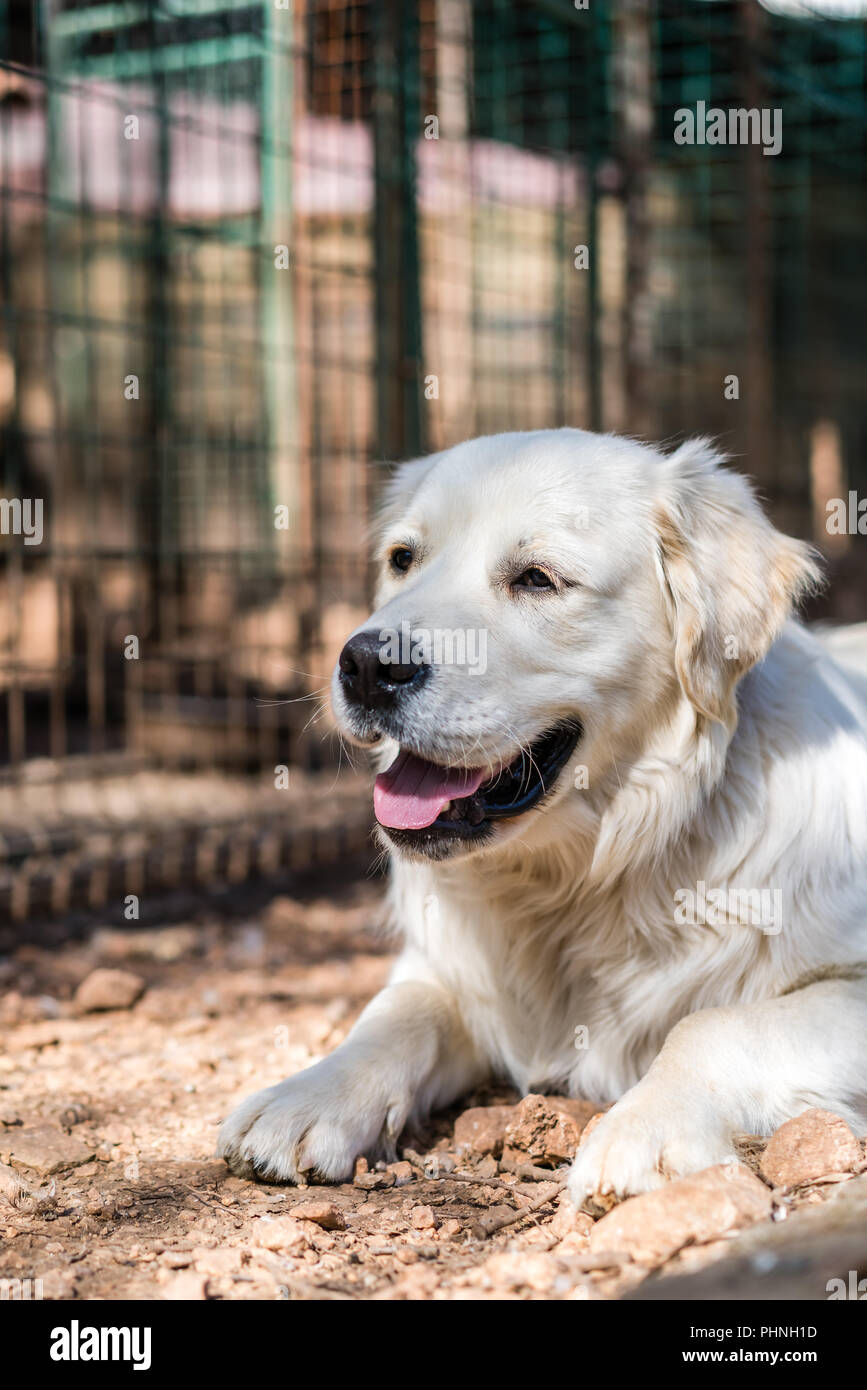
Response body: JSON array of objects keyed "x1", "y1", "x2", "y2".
[{"x1": 1, "y1": 0, "x2": 866, "y2": 920}]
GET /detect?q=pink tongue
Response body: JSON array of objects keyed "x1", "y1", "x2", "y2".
[{"x1": 374, "y1": 749, "x2": 486, "y2": 830}]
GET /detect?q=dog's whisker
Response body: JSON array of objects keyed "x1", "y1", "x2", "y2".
[
  {"x1": 300, "y1": 703, "x2": 329, "y2": 738},
  {"x1": 255, "y1": 686, "x2": 330, "y2": 708}
]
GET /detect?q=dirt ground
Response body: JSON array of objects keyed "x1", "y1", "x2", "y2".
[{"x1": 1, "y1": 880, "x2": 865, "y2": 1302}]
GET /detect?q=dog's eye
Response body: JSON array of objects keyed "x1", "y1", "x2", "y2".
[
  {"x1": 512, "y1": 567, "x2": 554, "y2": 591},
  {"x1": 389, "y1": 547, "x2": 414, "y2": 574}
]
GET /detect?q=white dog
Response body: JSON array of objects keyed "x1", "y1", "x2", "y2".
[{"x1": 219, "y1": 429, "x2": 867, "y2": 1202}]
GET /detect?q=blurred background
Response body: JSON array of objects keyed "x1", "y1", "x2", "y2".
[{"x1": 1, "y1": 0, "x2": 866, "y2": 926}]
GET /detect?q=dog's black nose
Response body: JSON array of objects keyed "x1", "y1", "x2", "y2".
[{"x1": 338, "y1": 630, "x2": 429, "y2": 710}]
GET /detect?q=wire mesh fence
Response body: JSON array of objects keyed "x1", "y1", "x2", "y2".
[{"x1": 1, "y1": 0, "x2": 866, "y2": 920}]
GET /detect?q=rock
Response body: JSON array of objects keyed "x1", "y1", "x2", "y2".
[
  {"x1": 160, "y1": 1271, "x2": 207, "y2": 1300},
  {"x1": 352, "y1": 1153, "x2": 399, "y2": 1187},
  {"x1": 577, "y1": 1110, "x2": 606, "y2": 1147},
  {"x1": 513, "y1": 1253, "x2": 563, "y2": 1293},
  {"x1": 476, "y1": 1251, "x2": 563, "y2": 1294},
  {"x1": 410, "y1": 1204, "x2": 437, "y2": 1230},
  {"x1": 193, "y1": 1247, "x2": 243, "y2": 1276},
  {"x1": 252, "y1": 1216, "x2": 316, "y2": 1252},
  {"x1": 0, "y1": 1123, "x2": 92, "y2": 1176},
  {"x1": 419, "y1": 1152, "x2": 454, "y2": 1179},
  {"x1": 549, "y1": 1191, "x2": 594, "y2": 1240},
  {"x1": 630, "y1": 1173, "x2": 867, "y2": 1301},
  {"x1": 453, "y1": 1104, "x2": 516, "y2": 1158},
  {"x1": 387, "y1": 1161, "x2": 415, "y2": 1187},
  {"x1": 590, "y1": 1163, "x2": 773, "y2": 1267},
  {"x1": 502, "y1": 1094, "x2": 598, "y2": 1167},
  {"x1": 555, "y1": 1230, "x2": 593, "y2": 1256},
  {"x1": 90, "y1": 926, "x2": 198, "y2": 963},
  {"x1": 85, "y1": 1188, "x2": 115, "y2": 1217},
  {"x1": 353, "y1": 1166, "x2": 394, "y2": 1189},
  {"x1": 56, "y1": 1102, "x2": 90, "y2": 1128},
  {"x1": 160, "y1": 1250, "x2": 193, "y2": 1270},
  {"x1": 759, "y1": 1109, "x2": 862, "y2": 1189},
  {"x1": 291, "y1": 1198, "x2": 346, "y2": 1230},
  {"x1": 74, "y1": 968, "x2": 145, "y2": 1013},
  {"x1": 40, "y1": 1267, "x2": 79, "y2": 1299},
  {"x1": 263, "y1": 897, "x2": 304, "y2": 929},
  {"x1": 0, "y1": 1160, "x2": 46, "y2": 1207},
  {"x1": 521, "y1": 1226, "x2": 560, "y2": 1250}
]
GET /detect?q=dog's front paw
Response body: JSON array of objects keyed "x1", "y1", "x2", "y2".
[
  {"x1": 568, "y1": 1084, "x2": 739, "y2": 1205},
  {"x1": 217, "y1": 1058, "x2": 396, "y2": 1183}
]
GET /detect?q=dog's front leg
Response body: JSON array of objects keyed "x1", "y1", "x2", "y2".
[
  {"x1": 218, "y1": 979, "x2": 484, "y2": 1182},
  {"x1": 569, "y1": 976, "x2": 867, "y2": 1203}
]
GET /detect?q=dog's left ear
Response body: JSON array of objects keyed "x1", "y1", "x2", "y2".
[{"x1": 654, "y1": 439, "x2": 821, "y2": 728}]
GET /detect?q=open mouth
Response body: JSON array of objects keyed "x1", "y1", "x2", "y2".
[{"x1": 373, "y1": 719, "x2": 582, "y2": 854}]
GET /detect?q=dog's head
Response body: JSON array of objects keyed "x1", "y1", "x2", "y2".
[{"x1": 330, "y1": 430, "x2": 819, "y2": 862}]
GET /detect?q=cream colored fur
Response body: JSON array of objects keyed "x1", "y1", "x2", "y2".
[{"x1": 219, "y1": 430, "x2": 867, "y2": 1199}]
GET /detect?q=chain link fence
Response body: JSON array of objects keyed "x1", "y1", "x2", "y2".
[{"x1": 1, "y1": 0, "x2": 865, "y2": 920}]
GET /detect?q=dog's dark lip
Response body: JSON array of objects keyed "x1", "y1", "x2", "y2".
[
  {"x1": 378, "y1": 718, "x2": 582, "y2": 855},
  {"x1": 481, "y1": 719, "x2": 582, "y2": 819}
]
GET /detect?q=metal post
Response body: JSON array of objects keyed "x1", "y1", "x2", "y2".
[{"x1": 372, "y1": 0, "x2": 424, "y2": 463}]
